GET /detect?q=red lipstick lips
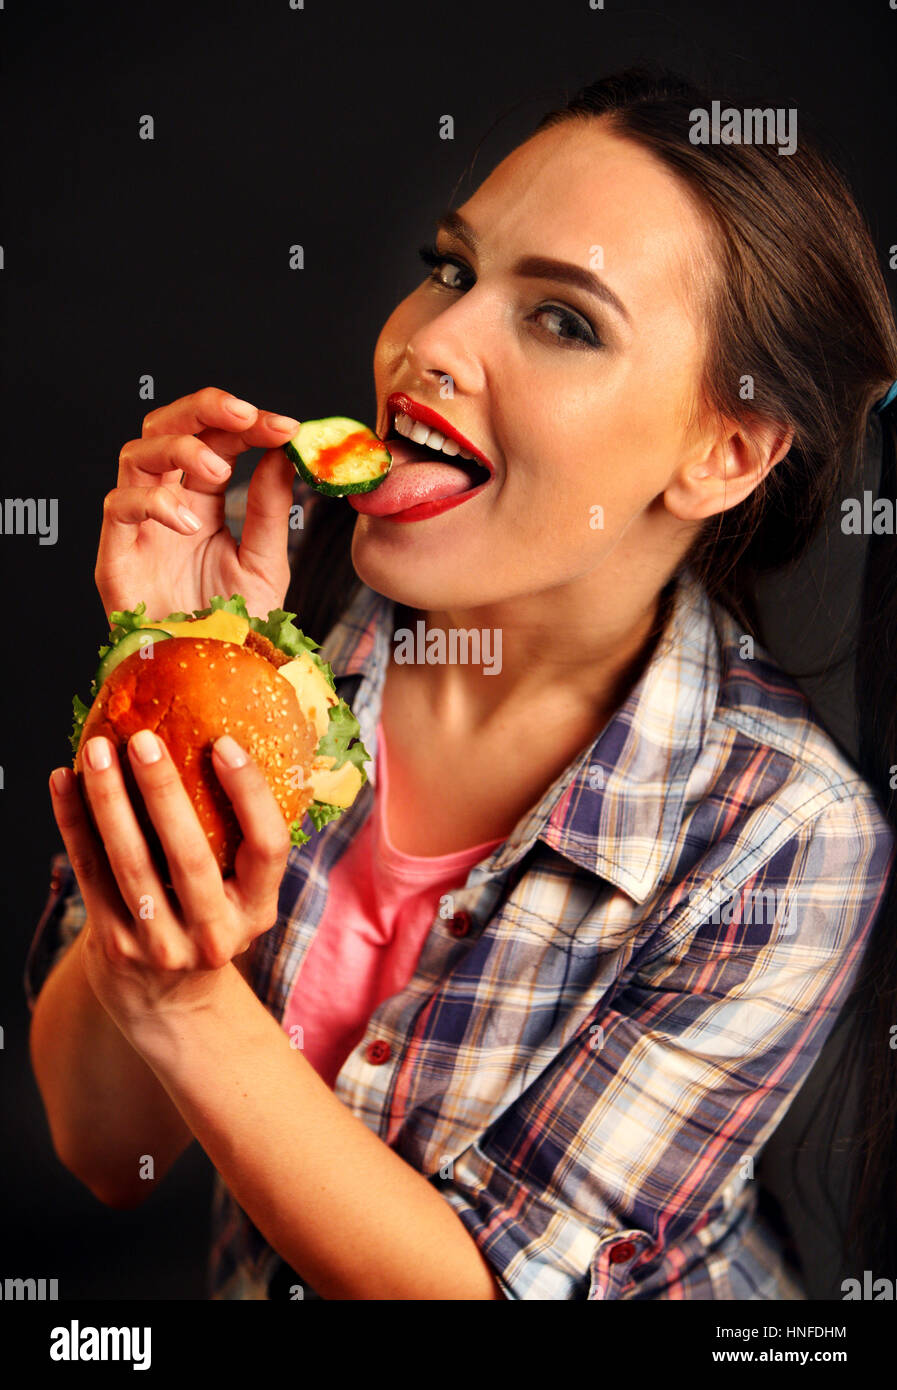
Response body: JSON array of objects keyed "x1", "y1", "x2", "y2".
[{"x1": 349, "y1": 392, "x2": 495, "y2": 521}]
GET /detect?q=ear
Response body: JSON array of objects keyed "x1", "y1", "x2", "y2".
[{"x1": 664, "y1": 415, "x2": 795, "y2": 522}]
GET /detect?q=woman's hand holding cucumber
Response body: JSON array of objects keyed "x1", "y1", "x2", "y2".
[{"x1": 95, "y1": 386, "x2": 301, "y2": 620}]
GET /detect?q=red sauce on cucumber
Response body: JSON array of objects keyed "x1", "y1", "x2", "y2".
[{"x1": 313, "y1": 431, "x2": 385, "y2": 480}]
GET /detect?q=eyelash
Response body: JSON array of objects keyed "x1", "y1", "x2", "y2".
[{"x1": 416, "y1": 242, "x2": 603, "y2": 351}]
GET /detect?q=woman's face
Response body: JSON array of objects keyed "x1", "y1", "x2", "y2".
[{"x1": 353, "y1": 119, "x2": 716, "y2": 614}]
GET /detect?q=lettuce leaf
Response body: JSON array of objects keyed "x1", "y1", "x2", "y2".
[
  {"x1": 249, "y1": 605, "x2": 315, "y2": 653},
  {"x1": 98, "y1": 594, "x2": 326, "y2": 665},
  {"x1": 205, "y1": 594, "x2": 251, "y2": 620},
  {"x1": 95, "y1": 601, "x2": 149, "y2": 662},
  {"x1": 289, "y1": 819, "x2": 311, "y2": 848},
  {"x1": 100, "y1": 594, "x2": 252, "y2": 645},
  {"x1": 306, "y1": 801, "x2": 346, "y2": 832},
  {"x1": 315, "y1": 699, "x2": 371, "y2": 778},
  {"x1": 248, "y1": 605, "x2": 337, "y2": 688},
  {"x1": 70, "y1": 694, "x2": 91, "y2": 756}
]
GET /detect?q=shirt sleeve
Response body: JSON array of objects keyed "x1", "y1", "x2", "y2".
[
  {"x1": 24, "y1": 850, "x2": 88, "y2": 1011},
  {"x1": 428, "y1": 789, "x2": 895, "y2": 1300}
]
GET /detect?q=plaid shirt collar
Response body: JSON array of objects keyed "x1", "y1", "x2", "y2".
[{"x1": 319, "y1": 564, "x2": 720, "y2": 904}]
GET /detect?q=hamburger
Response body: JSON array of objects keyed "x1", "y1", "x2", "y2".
[{"x1": 69, "y1": 594, "x2": 370, "y2": 879}]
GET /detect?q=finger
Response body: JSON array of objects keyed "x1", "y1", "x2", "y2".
[
  {"x1": 173, "y1": 414, "x2": 301, "y2": 495},
  {"x1": 100, "y1": 483, "x2": 209, "y2": 539},
  {"x1": 141, "y1": 385, "x2": 260, "y2": 442},
  {"x1": 236, "y1": 448, "x2": 297, "y2": 589},
  {"x1": 210, "y1": 735, "x2": 292, "y2": 914},
  {"x1": 94, "y1": 483, "x2": 218, "y2": 608},
  {"x1": 125, "y1": 729, "x2": 234, "y2": 969},
  {"x1": 78, "y1": 737, "x2": 199, "y2": 970},
  {"x1": 196, "y1": 412, "x2": 301, "y2": 465},
  {"x1": 140, "y1": 385, "x2": 299, "y2": 451},
  {"x1": 118, "y1": 432, "x2": 234, "y2": 495},
  {"x1": 121, "y1": 417, "x2": 301, "y2": 500},
  {"x1": 48, "y1": 768, "x2": 150, "y2": 965}
]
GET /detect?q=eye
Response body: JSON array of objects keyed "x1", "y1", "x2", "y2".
[
  {"x1": 529, "y1": 305, "x2": 601, "y2": 350},
  {"x1": 415, "y1": 241, "x2": 603, "y2": 350},
  {"x1": 417, "y1": 242, "x2": 473, "y2": 291}
]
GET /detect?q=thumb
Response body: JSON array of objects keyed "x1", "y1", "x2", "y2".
[{"x1": 237, "y1": 448, "x2": 296, "y2": 584}]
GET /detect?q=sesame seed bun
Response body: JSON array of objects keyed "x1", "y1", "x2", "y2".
[{"x1": 73, "y1": 637, "x2": 319, "y2": 879}]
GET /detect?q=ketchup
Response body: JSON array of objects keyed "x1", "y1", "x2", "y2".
[{"x1": 314, "y1": 431, "x2": 384, "y2": 480}]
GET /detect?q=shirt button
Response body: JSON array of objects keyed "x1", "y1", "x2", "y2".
[
  {"x1": 608, "y1": 1240, "x2": 636, "y2": 1264},
  {"x1": 448, "y1": 910, "x2": 471, "y2": 937},
  {"x1": 364, "y1": 1039, "x2": 391, "y2": 1065}
]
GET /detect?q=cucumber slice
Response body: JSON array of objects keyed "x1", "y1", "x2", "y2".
[
  {"x1": 285, "y1": 417, "x2": 392, "y2": 497},
  {"x1": 94, "y1": 627, "x2": 172, "y2": 689}
]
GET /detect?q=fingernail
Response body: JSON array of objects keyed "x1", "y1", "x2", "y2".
[
  {"x1": 200, "y1": 446, "x2": 232, "y2": 479},
  {"x1": 266, "y1": 414, "x2": 301, "y2": 434},
  {"x1": 223, "y1": 394, "x2": 255, "y2": 421},
  {"x1": 177, "y1": 504, "x2": 202, "y2": 531},
  {"x1": 215, "y1": 734, "x2": 247, "y2": 768},
  {"x1": 50, "y1": 768, "x2": 73, "y2": 794},
  {"x1": 130, "y1": 729, "x2": 162, "y2": 764},
  {"x1": 85, "y1": 737, "x2": 112, "y2": 770}
]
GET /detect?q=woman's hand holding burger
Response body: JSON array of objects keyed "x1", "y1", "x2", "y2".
[
  {"x1": 96, "y1": 385, "x2": 301, "y2": 621},
  {"x1": 49, "y1": 726, "x2": 292, "y2": 1037},
  {"x1": 54, "y1": 386, "x2": 363, "y2": 1033}
]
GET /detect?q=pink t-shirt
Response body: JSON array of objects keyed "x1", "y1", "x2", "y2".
[{"x1": 281, "y1": 717, "x2": 504, "y2": 1089}]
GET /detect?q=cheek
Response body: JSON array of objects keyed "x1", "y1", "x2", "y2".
[
  {"x1": 372, "y1": 317, "x2": 400, "y2": 389},
  {"x1": 548, "y1": 379, "x2": 687, "y2": 521},
  {"x1": 373, "y1": 296, "x2": 429, "y2": 381},
  {"x1": 505, "y1": 406, "x2": 640, "y2": 537}
]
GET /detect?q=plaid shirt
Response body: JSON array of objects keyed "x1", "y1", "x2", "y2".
[{"x1": 26, "y1": 537, "x2": 895, "y2": 1300}]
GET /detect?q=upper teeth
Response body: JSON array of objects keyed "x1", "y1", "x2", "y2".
[{"x1": 393, "y1": 411, "x2": 476, "y2": 461}]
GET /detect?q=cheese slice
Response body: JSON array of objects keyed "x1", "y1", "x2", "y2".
[
  {"x1": 277, "y1": 651, "x2": 338, "y2": 739},
  {"x1": 308, "y1": 755, "x2": 363, "y2": 808},
  {"x1": 140, "y1": 609, "x2": 251, "y2": 644}
]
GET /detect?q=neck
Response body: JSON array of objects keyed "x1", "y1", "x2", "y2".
[{"x1": 391, "y1": 565, "x2": 680, "y2": 738}]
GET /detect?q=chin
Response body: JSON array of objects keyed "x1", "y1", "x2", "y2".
[{"x1": 350, "y1": 521, "x2": 496, "y2": 613}]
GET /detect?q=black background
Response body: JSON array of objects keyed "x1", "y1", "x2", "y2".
[{"x1": 1, "y1": 0, "x2": 895, "y2": 1301}]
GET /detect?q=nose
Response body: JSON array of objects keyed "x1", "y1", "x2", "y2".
[{"x1": 403, "y1": 325, "x2": 485, "y2": 403}]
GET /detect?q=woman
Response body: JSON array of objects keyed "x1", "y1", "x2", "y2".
[{"x1": 27, "y1": 66, "x2": 897, "y2": 1299}]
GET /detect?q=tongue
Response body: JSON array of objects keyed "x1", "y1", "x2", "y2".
[{"x1": 347, "y1": 437, "x2": 473, "y2": 516}]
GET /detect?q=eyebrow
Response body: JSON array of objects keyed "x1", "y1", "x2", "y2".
[{"x1": 435, "y1": 209, "x2": 632, "y2": 327}]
